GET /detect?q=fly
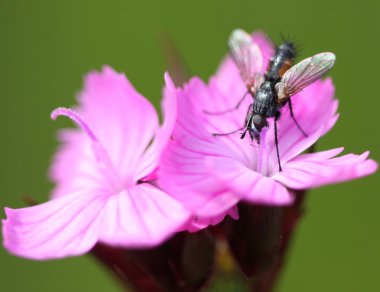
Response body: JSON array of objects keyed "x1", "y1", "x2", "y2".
[{"x1": 211, "y1": 29, "x2": 336, "y2": 171}]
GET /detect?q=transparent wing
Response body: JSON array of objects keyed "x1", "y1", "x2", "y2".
[
  {"x1": 276, "y1": 52, "x2": 336, "y2": 101},
  {"x1": 229, "y1": 29, "x2": 264, "y2": 92}
]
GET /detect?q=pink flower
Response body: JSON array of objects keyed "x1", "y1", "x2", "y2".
[
  {"x1": 157, "y1": 32, "x2": 378, "y2": 228},
  {"x1": 2, "y1": 66, "x2": 190, "y2": 260}
]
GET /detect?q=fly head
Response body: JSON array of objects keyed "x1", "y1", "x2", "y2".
[{"x1": 241, "y1": 114, "x2": 268, "y2": 143}]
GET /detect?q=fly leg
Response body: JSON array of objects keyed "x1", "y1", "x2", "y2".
[
  {"x1": 274, "y1": 111, "x2": 282, "y2": 172},
  {"x1": 212, "y1": 104, "x2": 252, "y2": 137},
  {"x1": 288, "y1": 98, "x2": 308, "y2": 137},
  {"x1": 212, "y1": 126, "x2": 246, "y2": 137},
  {"x1": 204, "y1": 91, "x2": 249, "y2": 115}
]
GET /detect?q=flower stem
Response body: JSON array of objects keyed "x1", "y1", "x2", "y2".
[
  {"x1": 253, "y1": 191, "x2": 306, "y2": 292},
  {"x1": 223, "y1": 192, "x2": 306, "y2": 292},
  {"x1": 90, "y1": 231, "x2": 216, "y2": 291}
]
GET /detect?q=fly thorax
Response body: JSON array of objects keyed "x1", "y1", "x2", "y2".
[{"x1": 253, "y1": 83, "x2": 276, "y2": 117}]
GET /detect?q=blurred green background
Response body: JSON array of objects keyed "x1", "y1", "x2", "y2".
[{"x1": 0, "y1": 0, "x2": 379, "y2": 291}]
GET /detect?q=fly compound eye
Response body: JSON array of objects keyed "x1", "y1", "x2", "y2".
[{"x1": 252, "y1": 115, "x2": 267, "y2": 132}]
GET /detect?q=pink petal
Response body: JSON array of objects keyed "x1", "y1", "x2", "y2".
[
  {"x1": 157, "y1": 70, "x2": 291, "y2": 222},
  {"x1": 214, "y1": 56, "x2": 248, "y2": 109},
  {"x1": 50, "y1": 129, "x2": 106, "y2": 198},
  {"x1": 179, "y1": 77, "x2": 256, "y2": 166},
  {"x1": 79, "y1": 66, "x2": 160, "y2": 179},
  {"x1": 50, "y1": 111, "x2": 124, "y2": 198},
  {"x1": 264, "y1": 78, "x2": 338, "y2": 172},
  {"x1": 2, "y1": 191, "x2": 106, "y2": 260},
  {"x1": 3, "y1": 183, "x2": 191, "y2": 259},
  {"x1": 136, "y1": 73, "x2": 178, "y2": 179},
  {"x1": 188, "y1": 206, "x2": 239, "y2": 232},
  {"x1": 291, "y1": 147, "x2": 344, "y2": 162},
  {"x1": 272, "y1": 150, "x2": 378, "y2": 189},
  {"x1": 158, "y1": 139, "x2": 233, "y2": 212},
  {"x1": 208, "y1": 156, "x2": 294, "y2": 205},
  {"x1": 201, "y1": 43, "x2": 338, "y2": 177},
  {"x1": 51, "y1": 66, "x2": 159, "y2": 195},
  {"x1": 99, "y1": 184, "x2": 190, "y2": 247},
  {"x1": 157, "y1": 79, "x2": 251, "y2": 214},
  {"x1": 193, "y1": 190, "x2": 241, "y2": 217}
]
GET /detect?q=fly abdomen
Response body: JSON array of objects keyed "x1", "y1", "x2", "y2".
[{"x1": 266, "y1": 42, "x2": 296, "y2": 81}]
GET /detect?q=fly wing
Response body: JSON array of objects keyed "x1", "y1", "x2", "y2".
[
  {"x1": 229, "y1": 29, "x2": 264, "y2": 92},
  {"x1": 275, "y1": 52, "x2": 336, "y2": 102}
]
